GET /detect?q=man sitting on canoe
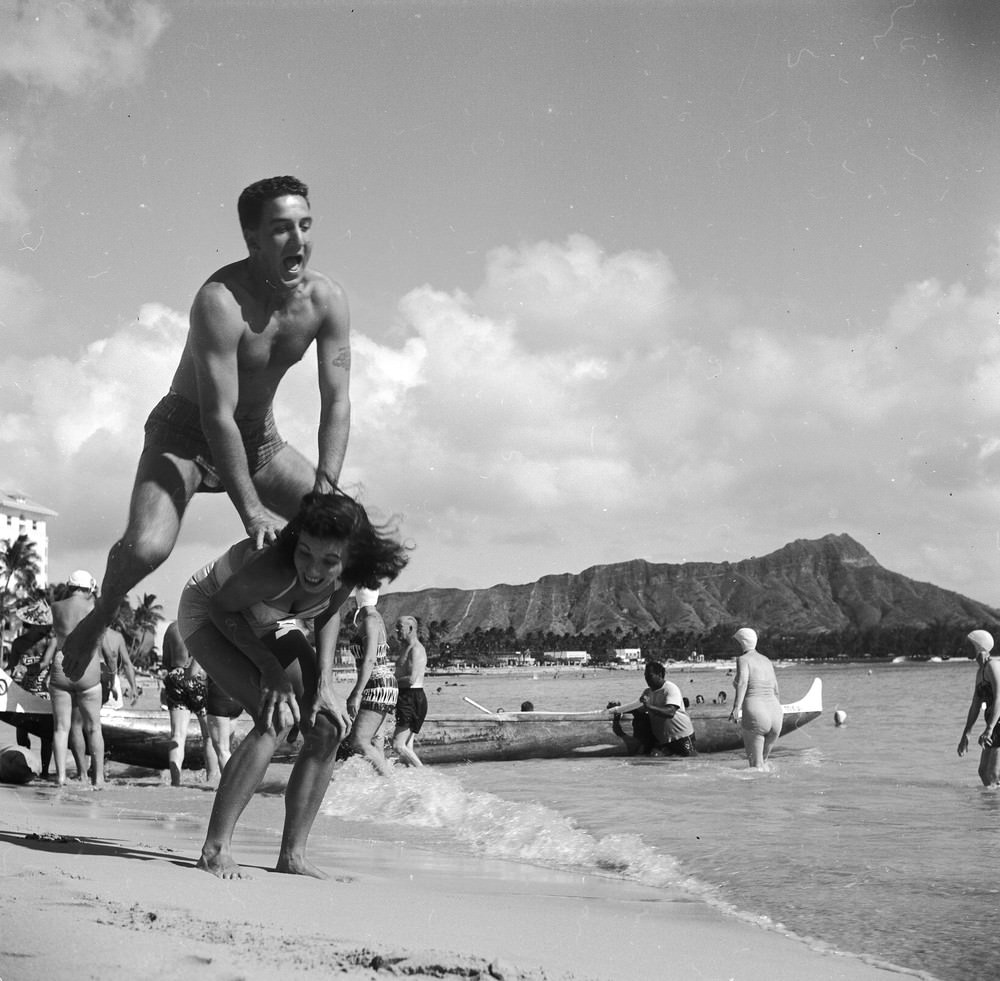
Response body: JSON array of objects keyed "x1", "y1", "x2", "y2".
[{"x1": 609, "y1": 661, "x2": 697, "y2": 757}]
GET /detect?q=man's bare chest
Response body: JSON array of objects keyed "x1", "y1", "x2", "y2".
[{"x1": 237, "y1": 313, "x2": 317, "y2": 372}]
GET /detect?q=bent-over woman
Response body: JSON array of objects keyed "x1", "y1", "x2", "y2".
[
  {"x1": 179, "y1": 490, "x2": 409, "y2": 879},
  {"x1": 957, "y1": 629, "x2": 1000, "y2": 787},
  {"x1": 729, "y1": 627, "x2": 782, "y2": 770}
]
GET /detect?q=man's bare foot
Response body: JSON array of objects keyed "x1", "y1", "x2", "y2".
[
  {"x1": 197, "y1": 847, "x2": 250, "y2": 879},
  {"x1": 275, "y1": 854, "x2": 328, "y2": 879}
]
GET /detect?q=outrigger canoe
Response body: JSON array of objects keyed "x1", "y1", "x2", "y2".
[{"x1": 0, "y1": 667, "x2": 822, "y2": 769}]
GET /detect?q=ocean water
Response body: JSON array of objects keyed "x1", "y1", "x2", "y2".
[
  {"x1": 315, "y1": 662, "x2": 994, "y2": 981},
  {"x1": 65, "y1": 661, "x2": 995, "y2": 979}
]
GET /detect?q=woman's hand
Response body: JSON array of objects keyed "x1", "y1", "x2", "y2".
[
  {"x1": 306, "y1": 681, "x2": 352, "y2": 739},
  {"x1": 256, "y1": 664, "x2": 300, "y2": 735},
  {"x1": 348, "y1": 691, "x2": 364, "y2": 720}
]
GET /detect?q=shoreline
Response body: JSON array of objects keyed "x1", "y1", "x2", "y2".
[{"x1": 1, "y1": 755, "x2": 923, "y2": 981}]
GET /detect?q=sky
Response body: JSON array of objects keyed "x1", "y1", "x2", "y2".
[{"x1": 3, "y1": 0, "x2": 1000, "y2": 620}]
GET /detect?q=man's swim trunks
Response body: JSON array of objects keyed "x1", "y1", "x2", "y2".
[
  {"x1": 395, "y1": 688, "x2": 428, "y2": 734},
  {"x1": 163, "y1": 667, "x2": 207, "y2": 713},
  {"x1": 143, "y1": 390, "x2": 287, "y2": 493}
]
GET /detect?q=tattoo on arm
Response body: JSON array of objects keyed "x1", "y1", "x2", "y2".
[{"x1": 329, "y1": 346, "x2": 351, "y2": 370}]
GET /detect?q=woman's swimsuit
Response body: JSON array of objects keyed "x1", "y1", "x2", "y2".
[
  {"x1": 975, "y1": 675, "x2": 1000, "y2": 743},
  {"x1": 740, "y1": 673, "x2": 783, "y2": 737},
  {"x1": 177, "y1": 541, "x2": 332, "y2": 641},
  {"x1": 350, "y1": 638, "x2": 398, "y2": 713}
]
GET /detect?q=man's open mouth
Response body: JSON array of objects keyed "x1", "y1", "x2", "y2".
[{"x1": 283, "y1": 254, "x2": 303, "y2": 274}]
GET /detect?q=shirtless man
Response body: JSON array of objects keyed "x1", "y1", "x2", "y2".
[
  {"x1": 62, "y1": 176, "x2": 351, "y2": 678},
  {"x1": 392, "y1": 616, "x2": 428, "y2": 767}
]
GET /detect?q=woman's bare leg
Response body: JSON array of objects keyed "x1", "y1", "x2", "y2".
[
  {"x1": 76, "y1": 684, "x2": 105, "y2": 788},
  {"x1": 348, "y1": 708, "x2": 392, "y2": 776},
  {"x1": 278, "y1": 714, "x2": 342, "y2": 878},
  {"x1": 188, "y1": 623, "x2": 286, "y2": 878},
  {"x1": 50, "y1": 687, "x2": 73, "y2": 786}
]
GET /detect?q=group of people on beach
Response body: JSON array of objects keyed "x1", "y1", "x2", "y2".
[
  {"x1": 20, "y1": 171, "x2": 1000, "y2": 886},
  {"x1": 42, "y1": 176, "x2": 428, "y2": 878},
  {"x1": 605, "y1": 626, "x2": 783, "y2": 769}
]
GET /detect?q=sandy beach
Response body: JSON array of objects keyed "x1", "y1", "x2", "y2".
[{"x1": 1, "y1": 716, "x2": 918, "y2": 981}]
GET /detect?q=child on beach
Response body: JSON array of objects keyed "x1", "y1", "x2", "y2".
[{"x1": 178, "y1": 490, "x2": 409, "y2": 879}]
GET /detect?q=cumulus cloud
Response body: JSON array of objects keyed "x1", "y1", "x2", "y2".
[
  {"x1": 5, "y1": 232, "x2": 1000, "y2": 610},
  {"x1": 0, "y1": 1, "x2": 168, "y2": 95}
]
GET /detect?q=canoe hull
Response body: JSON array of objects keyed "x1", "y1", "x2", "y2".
[
  {"x1": 413, "y1": 678, "x2": 822, "y2": 763},
  {"x1": 2, "y1": 668, "x2": 821, "y2": 768}
]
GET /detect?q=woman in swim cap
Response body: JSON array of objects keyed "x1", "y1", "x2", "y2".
[
  {"x1": 729, "y1": 627, "x2": 783, "y2": 770},
  {"x1": 957, "y1": 630, "x2": 1000, "y2": 786},
  {"x1": 344, "y1": 585, "x2": 397, "y2": 776}
]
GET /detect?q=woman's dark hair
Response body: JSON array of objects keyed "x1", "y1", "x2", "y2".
[
  {"x1": 237, "y1": 175, "x2": 309, "y2": 229},
  {"x1": 274, "y1": 490, "x2": 410, "y2": 587}
]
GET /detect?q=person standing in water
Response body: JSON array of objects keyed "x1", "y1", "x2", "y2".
[
  {"x1": 61, "y1": 176, "x2": 352, "y2": 681},
  {"x1": 957, "y1": 629, "x2": 1000, "y2": 787},
  {"x1": 729, "y1": 627, "x2": 782, "y2": 770},
  {"x1": 392, "y1": 615, "x2": 427, "y2": 767},
  {"x1": 345, "y1": 587, "x2": 397, "y2": 775}
]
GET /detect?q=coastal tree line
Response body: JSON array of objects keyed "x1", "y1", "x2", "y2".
[{"x1": 418, "y1": 618, "x2": 986, "y2": 664}]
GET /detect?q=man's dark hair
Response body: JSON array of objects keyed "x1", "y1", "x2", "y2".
[{"x1": 238, "y1": 176, "x2": 310, "y2": 230}]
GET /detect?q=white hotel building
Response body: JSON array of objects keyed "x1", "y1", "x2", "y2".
[{"x1": 1, "y1": 489, "x2": 58, "y2": 588}]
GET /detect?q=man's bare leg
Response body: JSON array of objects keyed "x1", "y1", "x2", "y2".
[
  {"x1": 62, "y1": 450, "x2": 200, "y2": 678},
  {"x1": 277, "y1": 715, "x2": 341, "y2": 878},
  {"x1": 197, "y1": 712, "x2": 222, "y2": 784},
  {"x1": 392, "y1": 727, "x2": 422, "y2": 768},
  {"x1": 253, "y1": 445, "x2": 317, "y2": 520}
]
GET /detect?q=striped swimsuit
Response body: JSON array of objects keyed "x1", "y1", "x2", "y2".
[{"x1": 350, "y1": 639, "x2": 398, "y2": 712}]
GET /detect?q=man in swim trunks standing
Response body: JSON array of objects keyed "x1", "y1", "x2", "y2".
[
  {"x1": 62, "y1": 176, "x2": 352, "y2": 678},
  {"x1": 392, "y1": 616, "x2": 428, "y2": 767}
]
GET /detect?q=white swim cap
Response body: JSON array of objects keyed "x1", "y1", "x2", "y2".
[
  {"x1": 733, "y1": 627, "x2": 758, "y2": 653},
  {"x1": 67, "y1": 570, "x2": 97, "y2": 593},
  {"x1": 967, "y1": 629, "x2": 994, "y2": 654},
  {"x1": 355, "y1": 587, "x2": 379, "y2": 609}
]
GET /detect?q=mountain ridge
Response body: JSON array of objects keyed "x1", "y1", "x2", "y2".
[{"x1": 374, "y1": 534, "x2": 1000, "y2": 640}]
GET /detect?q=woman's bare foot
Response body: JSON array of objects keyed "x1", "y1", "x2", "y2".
[
  {"x1": 275, "y1": 853, "x2": 328, "y2": 879},
  {"x1": 197, "y1": 846, "x2": 250, "y2": 879}
]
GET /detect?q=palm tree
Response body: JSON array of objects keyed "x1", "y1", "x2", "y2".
[
  {"x1": 1, "y1": 535, "x2": 43, "y2": 638},
  {"x1": 128, "y1": 592, "x2": 164, "y2": 666}
]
